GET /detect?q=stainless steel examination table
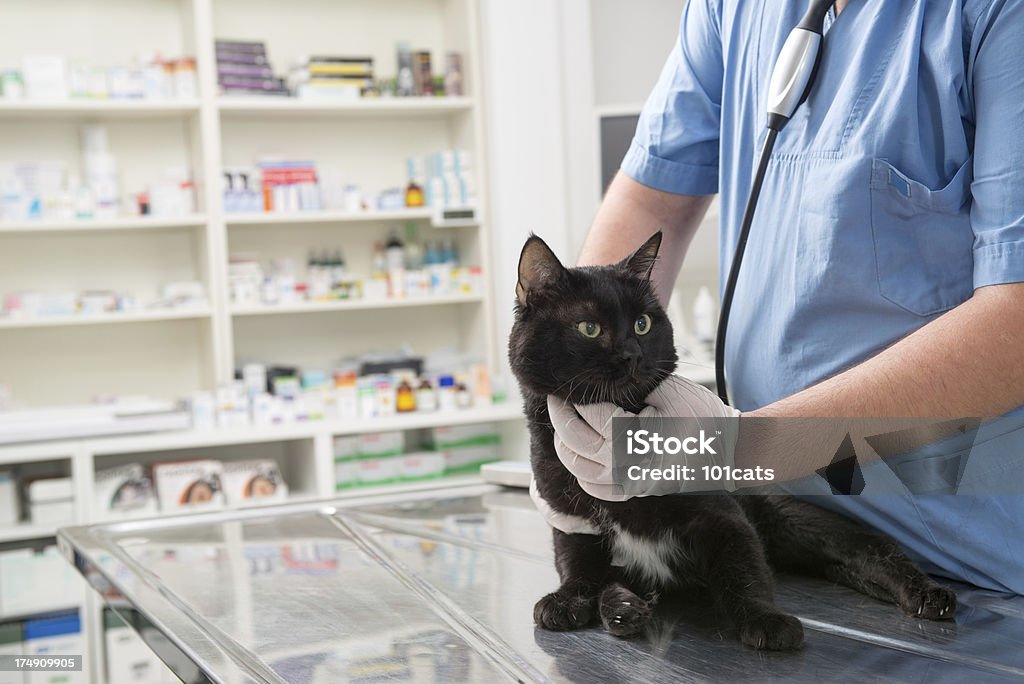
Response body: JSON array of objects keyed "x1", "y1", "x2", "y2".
[{"x1": 58, "y1": 482, "x2": 1024, "y2": 683}]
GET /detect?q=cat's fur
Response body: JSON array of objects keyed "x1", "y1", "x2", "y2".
[{"x1": 508, "y1": 232, "x2": 956, "y2": 650}]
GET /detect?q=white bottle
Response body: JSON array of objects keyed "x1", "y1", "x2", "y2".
[{"x1": 693, "y1": 286, "x2": 717, "y2": 347}]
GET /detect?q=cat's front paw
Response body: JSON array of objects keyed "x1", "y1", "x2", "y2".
[
  {"x1": 738, "y1": 612, "x2": 804, "y2": 651},
  {"x1": 534, "y1": 591, "x2": 598, "y2": 631},
  {"x1": 901, "y1": 584, "x2": 957, "y2": 621},
  {"x1": 599, "y1": 583, "x2": 655, "y2": 638}
]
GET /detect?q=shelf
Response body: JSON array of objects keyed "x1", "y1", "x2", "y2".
[
  {"x1": 0, "y1": 442, "x2": 76, "y2": 466},
  {"x1": 217, "y1": 96, "x2": 474, "y2": 118},
  {"x1": 91, "y1": 492, "x2": 326, "y2": 527},
  {"x1": 325, "y1": 402, "x2": 524, "y2": 437},
  {"x1": 225, "y1": 208, "x2": 433, "y2": 226},
  {"x1": 0, "y1": 99, "x2": 200, "y2": 119},
  {"x1": 0, "y1": 523, "x2": 59, "y2": 544},
  {"x1": 0, "y1": 604, "x2": 82, "y2": 623},
  {"x1": 231, "y1": 293, "x2": 483, "y2": 316},
  {"x1": 0, "y1": 307, "x2": 212, "y2": 330},
  {"x1": 85, "y1": 403, "x2": 523, "y2": 456},
  {"x1": 0, "y1": 214, "x2": 207, "y2": 234}
]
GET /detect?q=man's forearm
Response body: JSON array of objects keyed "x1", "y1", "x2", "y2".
[
  {"x1": 578, "y1": 172, "x2": 713, "y2": 304},
  {"x1": 737, "y1": 282, "x2": 1024, "y2": 482}
]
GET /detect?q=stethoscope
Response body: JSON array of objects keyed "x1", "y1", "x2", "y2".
[{"x1": 715, "y1": 0, "x2": 839, "y2": 404}]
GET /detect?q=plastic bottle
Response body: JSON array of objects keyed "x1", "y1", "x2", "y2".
[
  {"x1": 371, "y1": 242, "x2": 387, "y2": 277},
  {"x1": 443, "y1": 238, "x2": 460, "y2": 267},
  {"x1": 693, "y1": 286, "x2": 716, "y2": 348},
  {"x1": 385, "y1": 230, "x2": 405, "y2": 271},
  {"x1": 404, "y1": 223, "x2": 424, "y2": 270},
  {"x1": 437, "y1": 375, "x2": 457, "y2": 412},
  {"x1": 330, "y1": 250, "x2": 346, "y2": 289},
  {"x1": 416, "y1": 379, "x2": 437, "y2": 412},
  {"x1": 424, "y1": 241, "x2": 440, "y2": 267},
  {"x1": 395, "y1": 379, "x2": 416, "y2": 412}
]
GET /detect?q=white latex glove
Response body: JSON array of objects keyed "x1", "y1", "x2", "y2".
[{"x1": 547, "y1": 374, "x2": 742, "y2": 501}]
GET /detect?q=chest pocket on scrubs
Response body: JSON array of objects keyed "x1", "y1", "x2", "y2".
[{"x1": 870, "y1": 158, "x2": 974, "y2": 316}]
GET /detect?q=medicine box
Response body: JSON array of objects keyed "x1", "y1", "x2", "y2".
[
  {"x1": 399, "y1": 452, "x2": 445, "y2": 481},
  {"x1": 438, "y1": 443, "x2": 500, "y2": 474},
  {"x1": 104, "y1": 610, "x2": 175, "y2": 684},
  {"x1": 332, "y1": 435, "x2": 359, "y2": 459},
  {"x1": 94, "y1": 464, "x2": 158, "y2": 518},
  {"x1": 334, "y1": 459, "x2": 359, "y2": 490},
  {"x1": 429, "y1": 423, "x2": 500, "y2": 450},
  {"x1": 25, "y1": 477, "x2": 74, "y2": 527},
  {"x1": 221, "y1": 460, "x2": 289, "y2": 505},
  {"x1": 0, "y1": 546, "x2": 85, "y2": 619},
  {"x1": 354, "y1": 456, "x2": 401, "y2": 486},
  {"x1": 0, "y1": 469, "x2": 18, "y2": 525},
  {"x1": 152, "y1": 460, "x2": 225, "y2": 512},
  {"x1": 333, "y1": 435, "x2": 361, "y2": 490},
  {"x1": 23, "y1": 611, "x2": 86, "y2": 684},
  {"x1": 357, "y1": 431, "x2": 404, "y2": 458}
]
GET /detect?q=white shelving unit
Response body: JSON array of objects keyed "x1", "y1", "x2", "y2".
[
  {"x1": 224, "y1": 207, "x2": 435, "y2": 226},
  {"x1": 0, "y1": 99, "x2": 201, "y2": 118},
  {"x1": 0, "y1": 1, "x2": 519, "y2": 680},
  {"x1": 0, "y1": 214, "x2": 208, "y2": 234},
  {"x1": 0, "y1": 307, "x2": 213, "y2": 330},
  {"x1": 0, "y1": 0, "x2": 499, "y2": 405}
]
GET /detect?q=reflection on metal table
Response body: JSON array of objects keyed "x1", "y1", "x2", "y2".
[{"x1": 58, "y1": 481, "x2": 1024, "y2": 683}]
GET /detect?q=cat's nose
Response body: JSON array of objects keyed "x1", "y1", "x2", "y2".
[{"x1": 620, "y1": 339, "x2": 642, "y2": 365}]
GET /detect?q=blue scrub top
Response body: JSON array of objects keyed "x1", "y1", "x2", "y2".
[{"x1": 622, "y1": 1, "x2": 1024, "y2": 593}]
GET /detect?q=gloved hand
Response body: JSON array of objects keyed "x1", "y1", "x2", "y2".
[{"x1": 547, "y1": 374, "x2": 741, "y2": 501}]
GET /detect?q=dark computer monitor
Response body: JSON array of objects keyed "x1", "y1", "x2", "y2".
[{"x1": 599, "y1": 113, "x2": 640, "y2": 195}]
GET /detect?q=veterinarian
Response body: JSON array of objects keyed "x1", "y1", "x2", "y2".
[{"x1": 541, "y1": 1, "x2": 1024, "y2": 594}]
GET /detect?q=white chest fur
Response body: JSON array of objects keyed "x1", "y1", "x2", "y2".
[{"x1": 610, "y1": 526, "x2": 687, "y2": 588}]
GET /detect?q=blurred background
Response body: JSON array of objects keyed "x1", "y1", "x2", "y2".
[{"x1": 0, "y1": 1, "x2": 717, "y2": 681}]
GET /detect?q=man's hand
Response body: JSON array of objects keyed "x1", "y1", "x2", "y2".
[{"x1": 546, "y1": 374, "x2": 741, "y2": 500}]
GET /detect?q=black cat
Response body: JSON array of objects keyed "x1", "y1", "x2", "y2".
[{"x1": 508, "y1": 231, "x2": 956, "y2": 651}]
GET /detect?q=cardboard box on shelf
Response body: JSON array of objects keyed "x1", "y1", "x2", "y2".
[
  {"x1": 24, "y1": 477, "x2": 74, "y2": 528},
  {"x1": 104, "y1": 610, "x2": 174, "y2": 684},
  {"x1": 221, "y1": 460, "x2": 289, "y2": 505},
  {"x1": 23, "y1": 611, "x2": 86, "y2": 684},
  {"x1": 0, "y1": 546, "x2": 84, "y2": 619},
  {"x1": 354, "y1": 455, "x2": 401, "y2": 486},
  {"x1": 152, "y1": 460, "x2": 225, "y2": 512},
  {"x1": 357, "y1": 431, "x2": 404, "y2": 458},
  {"x1": 94, "y1": 464, "x2": 158, "y2": 519},
  {"x1": 332, "y1": 435, "x2": 359, "y2": 460},
  {"x1": 429, "y1": 423, "x2": 500, "y2": 450},
  {"x1": 334, "y1": 458, "x2": 359, "y2": 490},
  {"x1": 399, "y1": 452, "x2": 445, "y2": 481},
  {"x1": 0, "y1": 469, "x2": 18, "y2": 526},
  {"x1": 438, "y1": 443, "x2": 500, "y2": 474}
]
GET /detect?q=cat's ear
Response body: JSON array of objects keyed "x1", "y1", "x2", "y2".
[
  {"x1": 516, "y1": 234, "x2": 566, "y2": 306},
  {"x1": 618, "y1": 230, "x2": 663, "y2": 281}
]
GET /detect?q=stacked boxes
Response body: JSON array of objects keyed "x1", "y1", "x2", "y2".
[
  {"x1": 288, "y1": 56, "x2": 374, "y2": 100},
  {"x1": 152, "y1": 459, "x2": 289, "y2": 512},
  {"x1": 334, "y1": 423, "x2": 499, "y2": 490},
  {"x1": 407, "y1": 149, "x2": 476, "y2": 209},
  {"x1": 258, "y1": 160, "x2": 321, "y2": 212},
  {"x1": 334, "y1": 431, "x2": 445, "y2": 490},
  {"x1": 0, "y1": 547, "x2": 84, "y2": 618},
  {"x1": 104, "y1": 610, "x2": 177, "y2": 684},
  {"x1": 94, "y1": 464, "x2": 159, "y2": 519},
  {"x1": 215, "y1": 40, "x2": 288, "y2": 96},
  {"x1": 428, "y1": 423, "x2": 501, "y2": 473}
]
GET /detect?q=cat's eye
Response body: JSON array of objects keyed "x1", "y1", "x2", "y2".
[
  {"x1": 577, "y1": 321, "x2": 602, "y2": 338},
  {"x1": 634, "y1": 313, "x2": 653, "y2": 336}
]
